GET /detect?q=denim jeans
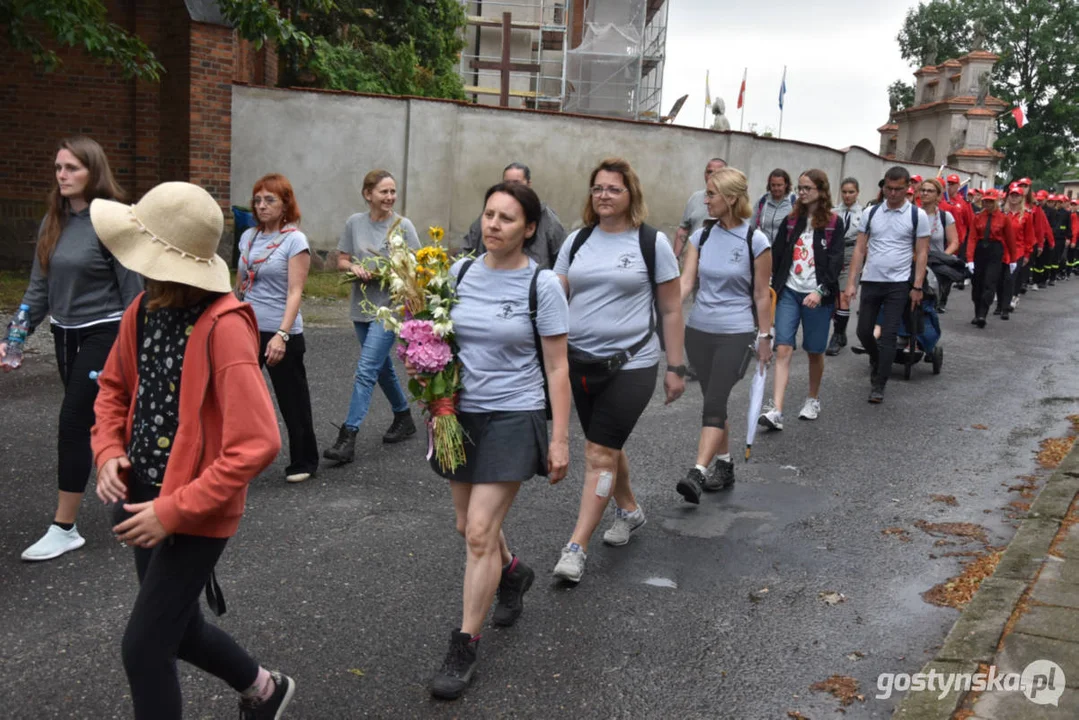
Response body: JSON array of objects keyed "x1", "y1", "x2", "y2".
[{"x1": 345, "y1": 321, "x2": 409, "y2": 430}]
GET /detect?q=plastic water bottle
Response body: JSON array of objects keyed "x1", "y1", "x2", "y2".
[{"x1": 2, "y1": 304, "x2": 31, "y2": 369}]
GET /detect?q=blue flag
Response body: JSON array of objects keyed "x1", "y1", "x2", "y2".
[{"x1": 778, "y1": 68, "x2": 787, "y2": 110}]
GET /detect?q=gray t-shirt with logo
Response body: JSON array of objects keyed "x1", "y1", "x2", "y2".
[
  {"x1": 450, "y1": 257, "x2": 568, "y2": 413},
  {"x1": 337, "y1": 212, "x2": 421, "y2": 322},
  {"x1": 858, "y1": 201, "x2": 930, "y2": 283},
  {"x1": 553, "y1": 226, "x2": 680, "y2": 371},
  {"x1": 237, "y1": 227, "x2": 310, "y2": 334},
  {"x1": 687, "y1": 221, "x2": 771, "y2": 335}
]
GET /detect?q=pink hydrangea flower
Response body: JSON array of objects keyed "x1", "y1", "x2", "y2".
[{"x1": 397, "y1": 319, "x2": 453, "y2": 373}]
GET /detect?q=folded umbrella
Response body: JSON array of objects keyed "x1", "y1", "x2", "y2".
[{"x1": 745, "y1": 360, "x2": 767, "y2": 462}]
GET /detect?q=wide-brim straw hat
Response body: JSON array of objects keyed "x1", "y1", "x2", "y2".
[{"x1": 90, "y1": 181, "x2": 232, "y2": 293}]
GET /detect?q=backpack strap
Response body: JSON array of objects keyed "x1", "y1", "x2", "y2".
[
  {"x1": 637, "y1": 223, "x2": 665, "y2": 351},
  {"x1": 823, "y1": 213, "x2": 840, "y2": 249},
  {"x1": 528, "y1": 267, "x2": 552, "y2": 420},
  {"x1": 567, "y1": 226, "x2": 595, "y2": 267},
  {"x1": 698, "y1": 220, "x2": 716, "y2": 251},
  {"x1": 910, "y1": 204, "x2": 920, "y2": 247},
  {"x1": 455, "y1": 259, "x2": 475, "y2": 287},
  {"x1": 746, "y1": 225, "x2": 758, "y2": 328},
  {"x1": 756, "y1": 195, "x2": 766, "y2": 228},
  {"x1": 864, "y1": 203, "x2": 882, "y2": 241}
]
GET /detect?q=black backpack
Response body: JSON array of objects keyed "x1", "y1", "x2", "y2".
[
  {"x1": 566, "y1": 223, "x2": 664, "y2": 350},
  {"x1": 456, "y1": 260, "x2": 551, "y2": 419}
]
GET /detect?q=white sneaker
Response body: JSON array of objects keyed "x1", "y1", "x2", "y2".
[
  {"x1": 758, "y1": 408, "x2": 784, "y2": 430},
  {"x1": 798, "y1": 397, "x2": 821, "y2": 421},
  {"x1": 552, "y1": 545, "x2": 587, "y2": 583},
  {"x1": 603, "y1": 506, "x2": 647, "y2": 546},
  {"x1": 285, "y1": 472, "x2": 311, "y2": 483},
  {"x1": 21, "y1": 524, "x2": 86, "y2": 562}
]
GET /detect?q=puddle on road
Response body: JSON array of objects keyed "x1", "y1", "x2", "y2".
[{"x1": 642, "y1": 577, "x2": 677, "y2": 589}]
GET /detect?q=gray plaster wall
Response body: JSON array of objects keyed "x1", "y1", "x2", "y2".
[{"x1": 230, "y1": 86, "x2": 986, "y2": 253}]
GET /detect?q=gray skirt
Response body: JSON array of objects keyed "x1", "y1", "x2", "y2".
[{"x1": 431, "y1": 410, "x2": 548, "y2": 483}]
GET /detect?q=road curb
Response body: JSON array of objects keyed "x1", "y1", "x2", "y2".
[{"x1": 892, "y1": 441, "x2": 1079, "y2": 718}]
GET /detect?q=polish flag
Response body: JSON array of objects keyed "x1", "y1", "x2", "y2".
[
  {"x1": 737, "y1": 68, "x2": 747, "y2": 109},
  {"x1": 1011, "y1": 103, "x2": 1027, "y2": 128}
]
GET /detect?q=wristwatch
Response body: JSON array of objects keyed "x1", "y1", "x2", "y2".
[
  {"x1": 911, "y1": 286, "x2": 923, "y2": 292},
  {"x1": 667, "y1": 364, "x2": 687, "y2": 378},
  {"x1": 758, "y1": 332, "x2": 773, "y2": 339},
  {"x1": 276, "y1": 329, "x2": 290, "y2": 343}
]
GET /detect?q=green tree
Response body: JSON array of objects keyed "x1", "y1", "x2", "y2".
[
  {"x1": 1, "y1": 0, "x2": 163, "y2": 80},
  {"x1": 892, "y1": 0, "x2": 1079, "y2": 184}
]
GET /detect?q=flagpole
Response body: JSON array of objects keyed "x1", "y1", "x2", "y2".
[{"x1": 778, "y1": 66, "x2": 786, "y2": 138}]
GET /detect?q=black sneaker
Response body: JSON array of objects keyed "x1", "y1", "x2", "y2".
[
  {"x1": 1001, "y1": 311, "x2": 1010, "y2": 321},
  {"x1": 937, "y1": 305, "x2": 947, "y2": 314},
  {"x1": 868, "y1": 387, "x2": 884, "y2": 404},
  {"x1": 993, "y1": 306, "x2": 1002, "y2": 315},
  {"x1": 676, "y1": 468, "x2": 704, "y2": 504},
  {"x1": 703, "y1": 458, "x2": 735, "y2": 491},
  {"x1": 976, "y1": 317, "x2": 987, "y2": 328},
  {"x1": 238, "y1": 672, "x2": 296, "y2": 720},
  {"x1": 825, "y1": 332, "x2": 844, "y2": 356},
  {"x1": 382, "y1": 410, "x2": 417, "y2": 444},
  {"x1": 430, "y1": 630, "x2": 478, "y2": 700},
  {"x1": 492, "y1": 558, "x2": 534, "y2": 627}
]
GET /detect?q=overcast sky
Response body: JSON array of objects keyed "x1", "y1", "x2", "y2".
[{"x1": 660, "y1": 0, "x2": 924, "y2": 151}]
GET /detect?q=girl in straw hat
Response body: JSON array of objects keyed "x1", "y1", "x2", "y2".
[
  {"x1": 89, "y1": 181, "x2": 295, "y2": 719},
  {"x1": 3, "y1": 137, "x2": 143, "y2": 562}
]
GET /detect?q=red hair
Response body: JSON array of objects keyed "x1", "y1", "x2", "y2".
[{"x1": 251, "y1": 173, "x2": 301, "y2": 230}]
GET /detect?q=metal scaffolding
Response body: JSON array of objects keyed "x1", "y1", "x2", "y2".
[{"x1": 563, "y1": 0, "x2": 668, "y2": 121}]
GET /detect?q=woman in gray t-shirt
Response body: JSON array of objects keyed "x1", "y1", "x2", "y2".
[
  {"x1": 418, "y1": 183, "x2": 570, "y2": 701},
  {"x1": 550, "y1": 157, "x2": 686, "y2": 586},
  {"x1": 323, "y1": 170, "x2": 421, "y2": 465},
  {"x1": 235, "y1": 173, "x2": 319, "y2": 482}
]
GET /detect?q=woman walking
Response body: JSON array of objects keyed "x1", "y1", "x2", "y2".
[
  {"x1": 1, "y1": 137, "x2": 142, "y2": 562},
  {"x1": 324, "y1": 169, "x2": 419, "y2": 464},
  {"x1": 967, "y1": 189, "x2": 1017, "y2": 328},
  {"x1": 678, "y1": 168, "x2": 772, "y2": 501},
  {"x1": 90, "y1": 181, "x2": 294, "y2": 719},
  {"x1": 826, "y1": 178, "x2": 863, "y2": 354},
  {"x1": 920, "y1": 178, "x2": 960, "y2": 308},
  {"x1": 758, "y1": 169, "x2": 842, "y2": 431},
  {"x1": 423, "y1": 183, "x2": 570, "y2": 700},
  {"x1": 551, "y1": 157, "x2": 685, "y2": 583},
  {"x1": 1003, "y1": 183, "x2": 1036, "y2": 314},
  {"x1": 236, "y1": 173, "x2": 319, "y2": 482}
]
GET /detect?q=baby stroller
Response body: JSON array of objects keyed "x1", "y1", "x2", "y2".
[{"x1": 854, "y1": 264, "x2": 944, "y2": 378}]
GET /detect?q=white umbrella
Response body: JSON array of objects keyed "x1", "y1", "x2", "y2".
[{"x1": 745, "y1": 359, "x2": 767, "y2": 462}]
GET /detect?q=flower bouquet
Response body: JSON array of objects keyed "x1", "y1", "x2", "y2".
[{"x1": 354, "y1": 221, "x2": 467, "y2": 473}]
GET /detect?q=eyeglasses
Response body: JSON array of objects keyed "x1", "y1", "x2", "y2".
[
  {"x1": 590, "y1": 185, "x2": 627, "y2": 197},
  {"x1": 796, "y1": 185, "x2": 817, "y2": 193},
  {"x1": 253, "y1": 195, "x2": 279, "y2": 206}
]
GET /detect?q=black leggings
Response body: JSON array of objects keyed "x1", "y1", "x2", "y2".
[
  {"x1": 52, "y1": 322, "x2": 119, "y2": 494},
  {"x1": 258, "y1": 332, "x2": 319, "y2": 475},
  {"x1": 118, "y1": 484, "x2": 259, "y2": 720},
  {"x1": 685, "y1": 327, "x2": 756, "y2": 429}
]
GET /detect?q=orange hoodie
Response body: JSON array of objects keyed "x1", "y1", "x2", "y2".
[{"x1": 91, "y1": 292, "x2": 281, "y2": 538}]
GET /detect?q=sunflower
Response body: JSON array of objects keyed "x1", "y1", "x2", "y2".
[{"x1": 428, "y1": 226, "x2": 446, "y2": 243}]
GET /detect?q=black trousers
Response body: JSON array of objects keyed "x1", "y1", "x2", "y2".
[
  {"x1": 52, "y1": 322, "x2": 120, "y2": 493},
  {"x1": 856, "y1": 281, "x2": 909, "y2": 390},
  {"x1": 118, "y1": 485, "x2": 259, "y2": 720},
  {"x1": 685, "y1": 327, "x2": 756, "y2": 428},
  {"x1": 995, "y1": 262, "x2": 1014, "y2": 312},
  {"x1": 258, "y1": 332, "x2": 319, "y2": 475},
  {"x1": 1052, "y1": 236, "x2": 1069, "y2": 276},
  {"x1": 1033, "y1": 246, "x2": 1051, "y2": 285},
  {"x1": 971, "y1": 241, "x2": 1004, "y2": 318},
  {"x1": 1016, "y1": 259, "x2": 1031, "y2": 291}
]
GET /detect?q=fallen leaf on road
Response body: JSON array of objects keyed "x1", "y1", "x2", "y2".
[
  {"x1": 846, "y1": 651, "x2": 865, "y2": 661},
  {"x1": 914, "y1": 520, "x2": 988, "y2": 544},
  {"x1": 1037, "y1": 436, "x2": 1076, "y2": 469},
  {"x1": 882, "y1": 527, "x2": 912, "y2": 542},
  {"x1": 347, "y1": 668, "x2": 365, "y2": 678},
  {"x1": 930, "y1": 494, "x2": 959, "y2": 506},
  {"x1": 787, "y1": 712, "x2": 811, "y2": 719},
  {"x1": 819, "y1": 591, "x2": 847, "y2": 606},
  {"x1": 810, "y1": 675, "x2": 863, "y2": 706},
  {"x1": 921, "y1": 549, "x2": 1003, "y2": 609},
  {"x1": 971, "y1": 424, "x2": 989, "y2": 430}
]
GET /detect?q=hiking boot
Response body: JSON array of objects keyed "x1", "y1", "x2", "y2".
[
  {"x1": 429, "y1": 630, "x2": 478, "y2": 700},
  {"x1": 552, "y1": 544, "x2": 586, "y2": 583},
  {"x1": 382, "y1": 410, "x2": 416, "y2": 444},
  {"x1": 21, "y1": 524, "x2": 85, "y2": 562},
  {"x1": 238, "y1": 671, "x2": 296, "y2": 719},
  {"x1": 976, "y1": 317, "x2": 987, "y2": 328},
  {"x1": 758, "y1": 408, "x2": 783, "y2": 430},
  {"x1": 993, "y1": 306, "x2": 1002, "y2": 315},
  {"x1": 825, "y1": 332, "x2": 845, "y2": 356},
  {"x1": 798, "y1": 397, "x2": 821, "y2": 421},
  {"x1": 1001, "y1": 310, "x2": 1010, "y2": 321},
  {"x1": 603, "y1": 506, "x2": 647, "y2": 546},
  {"x1": 703, "y1": 458, "x2": 735, "y2": 491},
  {"x1": 492, "y1": 558, "x2": 534, "y2": 627},
  {"x1": 868, "y1": 387, "x2": 884, "y2": 404},
  {"x1": 676, "y1": 467, "x2": 705, "y2": 504},
  {"x1": 323, "y1": 426, "x2": 358, "y2": 464}
]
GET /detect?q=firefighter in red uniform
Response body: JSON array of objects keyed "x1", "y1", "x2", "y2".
[
  {"x1": 1030, "y1": 189, "x2": 1055, "y2": 288},
  {"x1": 1002, "y1": 183, "x2": 1036, "y2": 316},
  {"x1": 967, "y1": 189, "x2": 1017, "y2": 328}
]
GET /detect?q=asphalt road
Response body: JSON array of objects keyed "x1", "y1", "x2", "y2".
[{"x1": 2, "y1": 286, "x2": 1078, "y2": 720}]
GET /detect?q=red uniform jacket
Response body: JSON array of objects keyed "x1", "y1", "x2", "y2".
[
  {"x1": 1006, "y1": 210, "x2": 1036, "y2": 259},
  {"x1": 969, "y1": 210, "x2": 1018, "y2": 264},
  {"x1": 1031, "y1": 204, "x2": 1055, "y2": 250},
  {"x1": 945, "y1": 195, "x2": 972, "y2": 245}
]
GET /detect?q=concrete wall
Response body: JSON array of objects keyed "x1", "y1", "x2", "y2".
[{"x1": 231, "y1": 86, "x2": 987, "y2": 253}]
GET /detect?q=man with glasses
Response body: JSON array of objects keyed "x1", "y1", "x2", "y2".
[
  {"x1": 843, "y1": 166, "x2": 930, "y2": 404},
  {"x1": 673, "y1": 158, "x2": 726, "y2": 260},
  {"x1": 462, "y1": 162, "x2": 566, "y2": 268}
]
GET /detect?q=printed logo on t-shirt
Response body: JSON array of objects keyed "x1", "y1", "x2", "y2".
[
  {"x1": 617, "y1": 252, "x2": 635, "y2": 269},
  {"x1": 728, "y1": 245, "x2": 745, "y2": 264},
  {"x1": 497, "y1": 302, "x2": 517, "y2": 320}
]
